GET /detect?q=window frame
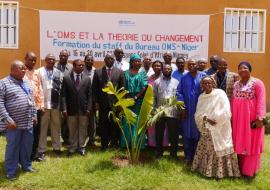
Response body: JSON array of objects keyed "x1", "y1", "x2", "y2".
[
  {"x1": 223, "y1": 7, "x2": 266, "y2": 54},
  {"x1": 0, "y1": 1, "x2": 19, "y2": 49}
]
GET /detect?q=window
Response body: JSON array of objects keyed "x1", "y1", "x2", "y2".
[
  {"x1": 0, "y1": 1, "x2": 18, "y2": 49},
  {"x1": 224, "y1": 8, "x2": 266, "y2": 53}
]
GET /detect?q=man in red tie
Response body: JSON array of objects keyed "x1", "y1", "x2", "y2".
[{"x1": 61, "y1": 59, "x2": 92, "y2": 156}]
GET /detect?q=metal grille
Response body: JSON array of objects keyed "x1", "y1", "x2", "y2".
[{"x1": 224, "y1": 8, "x2": 266, "y2": 53}]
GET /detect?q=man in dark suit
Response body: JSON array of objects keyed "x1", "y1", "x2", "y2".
[
  {"x1": 92, "y1": 53, "x2": 125, "y2": 150},
  {"x1": 62, "y1": 59, "x2": 92, "y2": 156}
]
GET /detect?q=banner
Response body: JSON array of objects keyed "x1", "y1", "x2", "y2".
[{"x1": 40, "y1": 11, "x2": 209, "y2": 61}]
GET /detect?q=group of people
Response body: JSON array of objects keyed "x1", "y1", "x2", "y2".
[{"x1": 0, "y1": 48, "x2": 266, "y2": 181}]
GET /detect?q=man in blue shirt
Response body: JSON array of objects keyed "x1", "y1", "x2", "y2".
[
  {"x1": 0, "y1": 60, "x2": 37, "y2": 180},
  {"x1": 172, "y1": 56, "x2": 188, "y2": 82},
  {"x1": 206, "y1": 55, "x2": 219, "y2": 75},
  {"x1": 177, "y1": 59, "x2": 207, "y2": 162}
]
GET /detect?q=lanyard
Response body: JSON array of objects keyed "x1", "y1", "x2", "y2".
[
  {"x1": 45, "y1": 68, "x2": 53, "y2": 80},
  {"x1": 19, "y1": 81, "x2": 30, "y2": 95}
]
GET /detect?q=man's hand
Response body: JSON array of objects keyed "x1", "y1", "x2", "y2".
[
  {"x1": 62, "y1": 111, "x2": 68, "y2": 118},
  {"x1": 255, "y1": 119, "x2": 264, "y2": 128},
  {"x1": 6, "y1": 122, "x2": 16, "y2": 130},
  {"x1": 85, "y1": 110, "x2": 91, "y2": 117},
  {"x1": 179, "y1": 110, "x2": 186, "y2": 120},
  {"x1": 40, "y1": 107, "x2": 45, "y2": 115},
  {"x1": 206, "y1": 117, "x2": 217, "y2": 126},
  {"x1": 33, "y1": 118, "x2": 37, "y2": 125},
  {"x1": 95, "y1": 103, "x2": 100, "y2": 111}
]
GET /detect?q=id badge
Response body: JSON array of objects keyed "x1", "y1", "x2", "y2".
[{"x1": 28, "y1": 98, "x2": 33, "y2": 106}]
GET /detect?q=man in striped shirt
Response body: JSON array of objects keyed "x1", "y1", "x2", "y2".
[{"x1": 0, "y1": 60, "x2": 37, "y2": 180}]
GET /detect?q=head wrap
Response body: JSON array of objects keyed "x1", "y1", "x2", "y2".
[
  {"x1": 129, "y1": 54, "x2": 141, "y2": 63},
  {"x1": 238, "y1": 61, "x2": 252, "y2": 72}
]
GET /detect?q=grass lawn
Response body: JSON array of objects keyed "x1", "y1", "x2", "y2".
[{"x1": 0, "y1": 135, "x2": 269, "y2": 190}]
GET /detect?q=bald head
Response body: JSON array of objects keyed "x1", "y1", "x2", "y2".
[
  {"x1": 187, "y1": 58, "x2": 198, "y2": 73},
  {"x1": 24, "y1": 51, "x2": 37, "y2": 70},
  {"x1": 217, "y1": 57, "x2": 228, "y2": 74},
  {"x1": 197, "y1": 58, "x2": 208, "y2": 71},
  {"x1": 45, "y1": 53, "x2": 56, "y2": 70},
  {"x1": 114, "y1": 48, "x2": 124, "y2": 62},
  {"x1": 59, "y1": 50, "x2": 69, "y2": 64},
  {"x1": 104, "y1": 53, "x2": 115, "y2": 68},
  {"x1": 10, "y1": 60, "x2": 26, "y2": 80},
  {"x1": 143, "y1": 55, "x2": 152, "y2": 69},
  {"x1": 163, "y1": 52, "x2": 172, "y2": 64},
  {"x1": 209, "y1": 55, "x2": 219, "y2": 70}
]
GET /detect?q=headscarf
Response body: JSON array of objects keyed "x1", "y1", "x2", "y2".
[
  {"x1": 129, "y1": 53, "x2": 141, "y2": 63},
  {"x1": 238, "y1": 61, "x2": 252, "y2": 72}
]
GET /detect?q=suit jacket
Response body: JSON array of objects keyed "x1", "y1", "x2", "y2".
[
  {"x1": 82, "y1": 67, "x2": 96, "y2": 83},
  {"x1": 92, "y1": 66, "x2": 124, "y2": 110},
  {"x1": 55, "y1": 62, "x2": 73, "y2": 76},
  {"x1": 212, "y1": 71, "x2": 238, "y2": 99},
  {"x1": 62, "y1": 71, "x2": 92, "y2": 115}
]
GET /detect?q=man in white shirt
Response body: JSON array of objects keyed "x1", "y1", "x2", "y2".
[
  {"x1": 113, "y1": 48, "x2": 129, "y2": 71},
  {"x1": 37, "y1": 54, "x2": 63, "y2": 161},
  {"x1": 154, "y1": 64, "x2": 180, "y2": 160}
]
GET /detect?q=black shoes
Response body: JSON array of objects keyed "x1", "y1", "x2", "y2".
[
  {"x1": 78, "y1": 149, "x2": 86, "y2": 156},
  {"x1": 6, "y1": 174, "x2": 16, "y2": 181},
  {"x1": 35, "y1": 152, "x2": 45, "y2": 162},
  {"x1": 67, "y1": 151, "x2": 75, "y2": 157},
  {"x1": 53, "y1": 150, "x2": 62, "y2": 156}
]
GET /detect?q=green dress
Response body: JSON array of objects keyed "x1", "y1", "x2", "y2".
[{"x1": 120, "y1": 70, "x2": 148, "y2": 148}]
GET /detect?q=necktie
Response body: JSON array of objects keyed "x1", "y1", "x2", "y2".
[
  {"x1": 107, "y1": 68, "x2": 112, "y2": 78},
  {"x1": 75, "y1": 74, "x2": 80, "y2": 88}
]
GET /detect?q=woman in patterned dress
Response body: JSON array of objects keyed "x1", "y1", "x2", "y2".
[
  {"x1": 231, "y1": 62, "x2": 266, "y2": 177},
  {"x1": 191, "y1": 76, "x2": 240, "y2": 178}
]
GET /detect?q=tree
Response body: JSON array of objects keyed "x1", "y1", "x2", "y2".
[{"x1": 103, "y1": 82, "x2": 185, "y2": 164}]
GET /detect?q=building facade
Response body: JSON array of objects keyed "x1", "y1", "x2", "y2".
[{"x1": 0, "y1": 0, "x2": 269, "y2": 109}]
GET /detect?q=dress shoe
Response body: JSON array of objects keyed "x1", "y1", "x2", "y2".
[
  {"x1": 6, "y1": 174, "x2": 16, "y2": 181},
  {"x1": 87, "y1": 141, "x2": 96, "y2": 147},
  {"x1": 156, "y1": 153, "x2": 163, "y2": 159},
  {"x1": 170, "y1": 154, "x2": 180, "y2": 161},
  {"x1": 36, "y1": 152, "x2": 45, "y2": 162},
  {"x1": 100, "y1": 146, "x2": 107, "y2": 152},
  {"x1": 23, "y1": 168, "x2": 36, "y2": 173},
  {"x1": 78, "y1": 149, "x2": 86, "y2": 156},
  {"x1": 53, "y1": 150, "x2": 62, "y2": 155},
  {"x1": 67, "y1": 151, "x2": 75, "y2": 157}
]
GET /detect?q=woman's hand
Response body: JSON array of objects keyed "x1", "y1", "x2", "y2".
[
  {"x1": 203, "y1": 116, "x2": 217, "y2": 126},
  {"x1": 255, "y1": 119, "x2": 264, "y2": 128}
]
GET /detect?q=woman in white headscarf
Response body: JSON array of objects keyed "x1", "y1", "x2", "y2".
[{"x1": 191, "y1": 76, "x2": 240, "y2": 178}]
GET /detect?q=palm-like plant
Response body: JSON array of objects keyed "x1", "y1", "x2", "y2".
[{"x1": 103, "y1": 82, "x2": 185, "y2": 164}]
